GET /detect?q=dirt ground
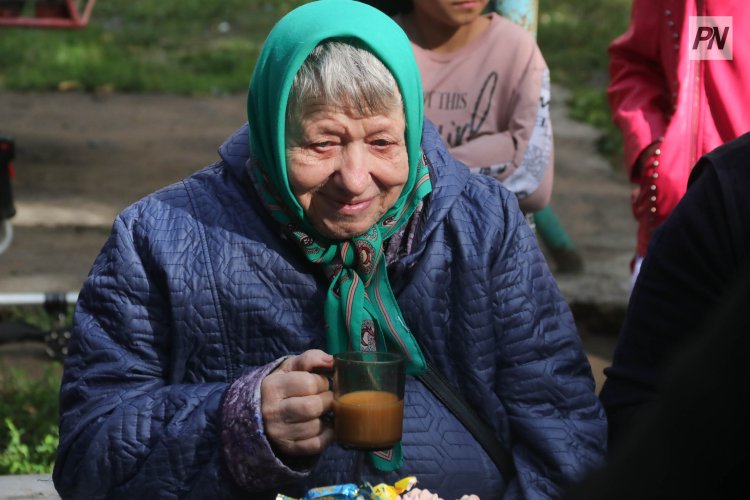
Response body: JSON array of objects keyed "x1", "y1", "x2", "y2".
[
  {"x1": 0, "y1": 87, "x2": 636, "y2": 391},
  {"x1": 0, "y1": 91, "x2": 249, "y2": 290}
]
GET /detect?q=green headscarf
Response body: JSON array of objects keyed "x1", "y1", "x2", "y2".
[{"x1": 247, "y1": 0, "x2": 432, "y2": 471}]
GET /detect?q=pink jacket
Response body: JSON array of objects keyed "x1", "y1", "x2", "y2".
[{"x1": 608, "y1": 0, "x2": 750, "y2": 257}]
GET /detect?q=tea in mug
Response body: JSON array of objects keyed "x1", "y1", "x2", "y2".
[
  {"x1": 332, "y1": 351, "x2": 406, "y2": 450},
  {"x1": 333, "y1": 390, "x2": 404, "y2": 449}
]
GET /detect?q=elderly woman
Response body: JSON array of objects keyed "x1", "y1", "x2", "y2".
[{"x1": 52, "y1": 1, "x2": 606, "y2": 499}]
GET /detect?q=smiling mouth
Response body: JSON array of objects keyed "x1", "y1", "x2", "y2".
[{"x1": 329, "y1": 197, "x2": 374, "y2": 215}]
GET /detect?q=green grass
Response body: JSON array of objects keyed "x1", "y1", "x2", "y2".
[
  {"x1": 0, "y1": 0, "x2": 305, "y2": 95},
  {"x1": 538, "y1": 0, "x2": 633, "y2": 166},
  {"x1": 0, "y1": 305, "x2": 71, "y2": 473},
  {"x1": 0, "y1": 0, "x2": 632, "y2": 162},
  {"x1": 0, "y1": 364, "x2": 62, "y2": 474}
]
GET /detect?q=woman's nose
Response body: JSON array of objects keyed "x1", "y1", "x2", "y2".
[{"x1": 335, "y1": 145, "x2": 369, "y2": 194}]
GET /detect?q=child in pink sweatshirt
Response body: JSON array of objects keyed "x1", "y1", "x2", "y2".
[{"x1": 393, "y1": 0, "x2": 554, "y2": 213}]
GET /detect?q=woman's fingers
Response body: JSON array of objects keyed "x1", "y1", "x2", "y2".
[
  {"x1": 262, "y1": 393, "x2": 333, "y2": 455},
  {"x1": 270, "y1": 388, "x2": 333, "y2": 424},
  {"x1": 263, "y1": 369, "x2": 330, "y2": 400},
  {"x1": 280, "y1": 349, "x2": 333, "y2": 374},
  {"x1": 260, "y1": 349, "x2": 336, "y2": 456},
  {"x1": 267, "y1": 412, "x2": 327, "y2": 440},
  {"x1": 279, "y1": 426, "x2": 335, "y2": 456}
]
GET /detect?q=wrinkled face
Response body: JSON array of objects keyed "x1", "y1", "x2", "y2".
[
  {"x1": 411, "y1": 0, "x2": 490, "y2": 28},
  {"x1": 285, "y1": 102, "x2": 409, "y2": 240}
]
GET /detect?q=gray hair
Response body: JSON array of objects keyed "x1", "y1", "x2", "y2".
[{"x1": 286, "y1": 40, "x2": 403, "y2": 125}]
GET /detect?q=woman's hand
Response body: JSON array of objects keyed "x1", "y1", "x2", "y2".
[{"x1": 261, "y1": 349, "x2": 334, "y2": 456}]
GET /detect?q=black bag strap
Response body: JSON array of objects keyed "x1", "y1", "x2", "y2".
[{"x1": 417, "y1": 364, "x2": 517, "y2": 480}]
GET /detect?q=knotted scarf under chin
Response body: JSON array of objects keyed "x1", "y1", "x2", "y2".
[{"x1": 251, "y1": 154, "x2": 432, "y2": 472}]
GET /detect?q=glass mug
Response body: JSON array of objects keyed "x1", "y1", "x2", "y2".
[{"x1": 332, "y1": 351, "x2": 406, "y2": 450}]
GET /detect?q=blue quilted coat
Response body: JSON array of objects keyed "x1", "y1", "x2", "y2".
[{"x1": 53, "y1": 121, "x2": 606, "y2": 499}]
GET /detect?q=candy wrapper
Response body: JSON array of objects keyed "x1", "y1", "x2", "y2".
[
  {"x1": 276, "y1": 482, "x2": 359, "y2": 500},
  {"x1": 367, "y1": 476, "x2": 418, "y2": 500},
  {"x1": 276, "y1": 476, "x2": 417, "y2": 500}
]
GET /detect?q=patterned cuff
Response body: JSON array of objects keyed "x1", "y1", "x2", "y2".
[{"x1": 221, "y1": 356, "x2": 312, "y2": 491}]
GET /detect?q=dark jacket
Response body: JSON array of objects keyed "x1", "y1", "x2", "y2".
[
  {"x1": 567, "y1": 133, "x2": 750, "y2": 499},
  {"x1": 600, "y1": 132, "x2": 750, "y2": 449},
  {"x1": 53, "y1": 121, "x2": 606, "y2": 499}
]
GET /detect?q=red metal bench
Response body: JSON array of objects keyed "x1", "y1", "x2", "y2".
[{"x1": 0, "y1": 0, "x2": 96, "y2": 29}]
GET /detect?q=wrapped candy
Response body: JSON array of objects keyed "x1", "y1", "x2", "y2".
[
  {"x1": 368, "y1": 476, "x2": 418, "y2": 500},
  {"x1": 276, "y1": 476, "x2": 418, "y2": 500},
  {"x1": 275, "y1": 483, "x2": 359, "y2": 500}
]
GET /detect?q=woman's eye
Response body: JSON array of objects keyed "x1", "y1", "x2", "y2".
[
  {"x1": 311, "y1": 141, "x2": 334, "y2": 150},
  {"x1": 371, "y1": 139, "x2": 393, "y2": 147}
]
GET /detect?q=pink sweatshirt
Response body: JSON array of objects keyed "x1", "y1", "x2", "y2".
[{"x1": 399, "y1": 13, "x2": 553, "y2": 209}]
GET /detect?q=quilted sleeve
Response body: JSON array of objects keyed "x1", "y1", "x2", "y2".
[
  {"x1": 52, "y1": 212, "x2": 248, "y2": 499},
  {"x1": 221, "y1": 356, "x2": 319, "y2": 492},
  {"x1": 492, "y1": 202, "x2": 608, "y2": 498}
]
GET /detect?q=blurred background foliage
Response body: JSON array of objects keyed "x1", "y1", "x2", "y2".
[
  {"x1": 0, "y1": 0, "x2": 306, "y2": 94},
  {"x1": 538, "y1": 0, "x2": 632, "y2": 166},
  {"x1": 0, "y1": 364, "x2": 61, "y2": 474},
  {"x1": 0, "y1": 0, "x2": 632, "y2": 163}
]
